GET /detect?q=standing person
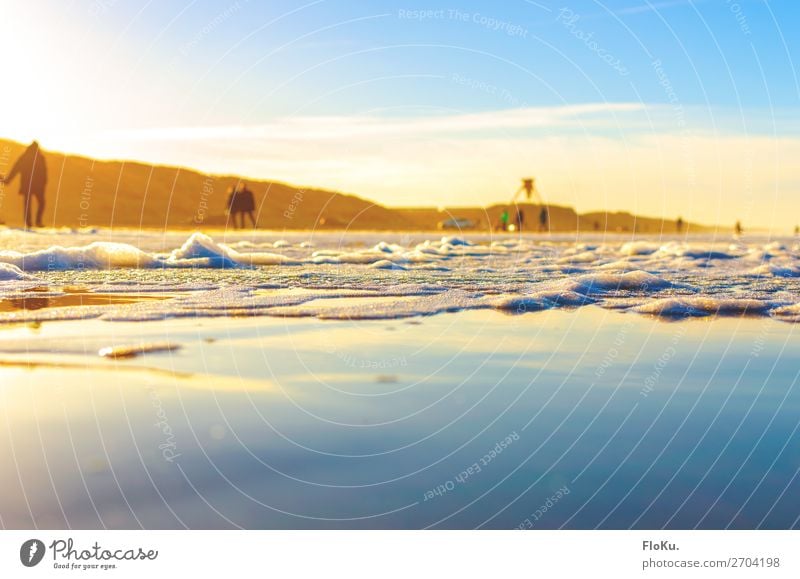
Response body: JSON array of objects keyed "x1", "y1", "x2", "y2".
[
  {"x1": 676, "y1": 216, "x2": 684, "y2": 232},
  {"x1": 226, "y1": 185, "x2": 240, "y2": 229},
  {"x1": 237, "y1": 182, "x2": 256, "y2": 228},
  {"x1": 735, "y1": 221, "x2": 743, "y2": 236},
  {"x1": 515, "y1": 205, "x2": 524, "y2": 231},
  {"x1": 0, "y1": 141, "x2": 47, "y2": 229},
  {"x1": 499, "y1": 209, "x2": 510, "y2": 232},
  {"x1": 539, "y1": 206, "x2": 549, "y2": 232}
]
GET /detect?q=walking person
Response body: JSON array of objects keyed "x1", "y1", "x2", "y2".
[{"x1": 0, "y1": 141, "x2": 47, "y2": 229}]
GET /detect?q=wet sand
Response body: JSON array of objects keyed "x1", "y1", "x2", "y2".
[
  {"x1": 0, "y1": 289, "x2": 170, "y2": 312},
  {"x1": 0, "y1": 307, "x2": 797, "y2": 529}
]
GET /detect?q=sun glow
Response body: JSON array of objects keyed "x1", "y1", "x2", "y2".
[{"x1": 0, "y1": 4, "x2": 112, "y2": 153}]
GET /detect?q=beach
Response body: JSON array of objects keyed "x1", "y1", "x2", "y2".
[
  {"x1": 0, "y1": 228, "x2": 798, "y2": 529},
  {"x1": 2, "y1": 0, "x2": 798, "y2": 573}
]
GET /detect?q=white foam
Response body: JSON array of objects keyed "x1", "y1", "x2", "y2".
[
  {"x1": 620, "y1": 241, "x2": 659, "y2": 256},
  {"x1": 634, "y1": 297, "x2": 777, "y2": 318},
  {"x1": 655, "y1": 242, "x2": 740, "y2": 260},
  {"x1": 0, "y1": 230, "x2": 798, "y2": 323},
  {"x1": 490, "y1": 290, "x2": 595, "y2": 312},
  {"x1": 772, "y1": 303, "x2": 800, "y2": 322},
  {"x1": 565, "y1": 271, "x2": 690, "y2": 294},
  {"x1": 269, "y1": 289, "x2": 483, "y2": 320},
  {"x1": 750, "y1": 264, "x2": 800, "y2": 278},
  {"x1": 166, "y1": 233, "x2": 239, "y2": 267},
  {"x1": 0, "y1": 242, "x2": 156, "y2": 270},
  {"x1": 440, "y1": 236, "x2": 473, "y2": 246},
  {"x1": 370, "y1": 260, "x2": 408, "y2": 270},
  {"x1": 0, "y1": 263, "x2": 34, "y2": 281}
]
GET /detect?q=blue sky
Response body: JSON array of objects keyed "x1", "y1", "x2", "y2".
[
  {"x1": 3, "y1": 0, "x2": 799, "y2": 229},
  {"x1": 78, "y1": 0, "x2": 799, "y2": 119},
  {"x1": 89, "y1": 0, "x2": 798, "y2": 117}
]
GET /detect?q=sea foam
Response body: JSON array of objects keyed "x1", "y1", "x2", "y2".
[{"x1": 0, "y1": 229, "x2": 798, "y2": 323}]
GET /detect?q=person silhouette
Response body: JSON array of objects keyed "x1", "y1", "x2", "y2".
[
  {"x1": 226, "y1": 185, "x2": 240, "y2": 229},
  {"x1": 515, "y1": 205, "x2": 524, "y2": 231},
  {"x1": 236, "y1": 182, "x2": 256, "y2": 228},
  {"x1": 499, "y1": 209, "x2": 510, "y2": 231},
  {"x1": 539, "y1": 206, "x2": 549, "y2": 232},
  {"x1": 0, "y1": 141, "x2": 47, "y2": 228}
]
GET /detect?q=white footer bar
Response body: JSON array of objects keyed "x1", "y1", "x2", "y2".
[{"x1": 1, "y1": 531, "x2": 796, "y2": 578}]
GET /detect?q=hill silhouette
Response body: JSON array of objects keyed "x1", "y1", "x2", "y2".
[
  {"x1": 0, "y1": 139, "x2": 412, "y2": 230},
  {"x1": 0, "y1": 139, "x2": 710, "y2": 232},
  {"x1": 396, "y1": 206, "x2": 709, "y2": 233}
]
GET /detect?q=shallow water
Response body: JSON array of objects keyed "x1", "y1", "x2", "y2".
[
  {"x1": 1, "y1": 228, "x2": 800, "y2": 323},
  {"x1": 0, "y1": 308, "x2": 797, "y2": 529},
  {"x1": 0, "y1": 291, "x2": 169, "y2": 312}
]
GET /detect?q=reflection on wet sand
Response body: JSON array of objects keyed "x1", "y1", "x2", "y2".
[
  {"x1": 0, "y1": 356, "x2": 276, "y2": 393},
  {"x1": 0, "y1": 291, "x2": 169, "y2": 312},
  {"x1": 0, "y1": 310, "x2": 797, "y2": 529}
]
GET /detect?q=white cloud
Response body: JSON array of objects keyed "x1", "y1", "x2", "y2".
[{"x1": 102, "y1": 103, "x2": 647, "y2": 142}]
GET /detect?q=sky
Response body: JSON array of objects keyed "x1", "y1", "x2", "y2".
[{"x1": 2, "y1": 0, "x2": 799, "y2": 230}]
